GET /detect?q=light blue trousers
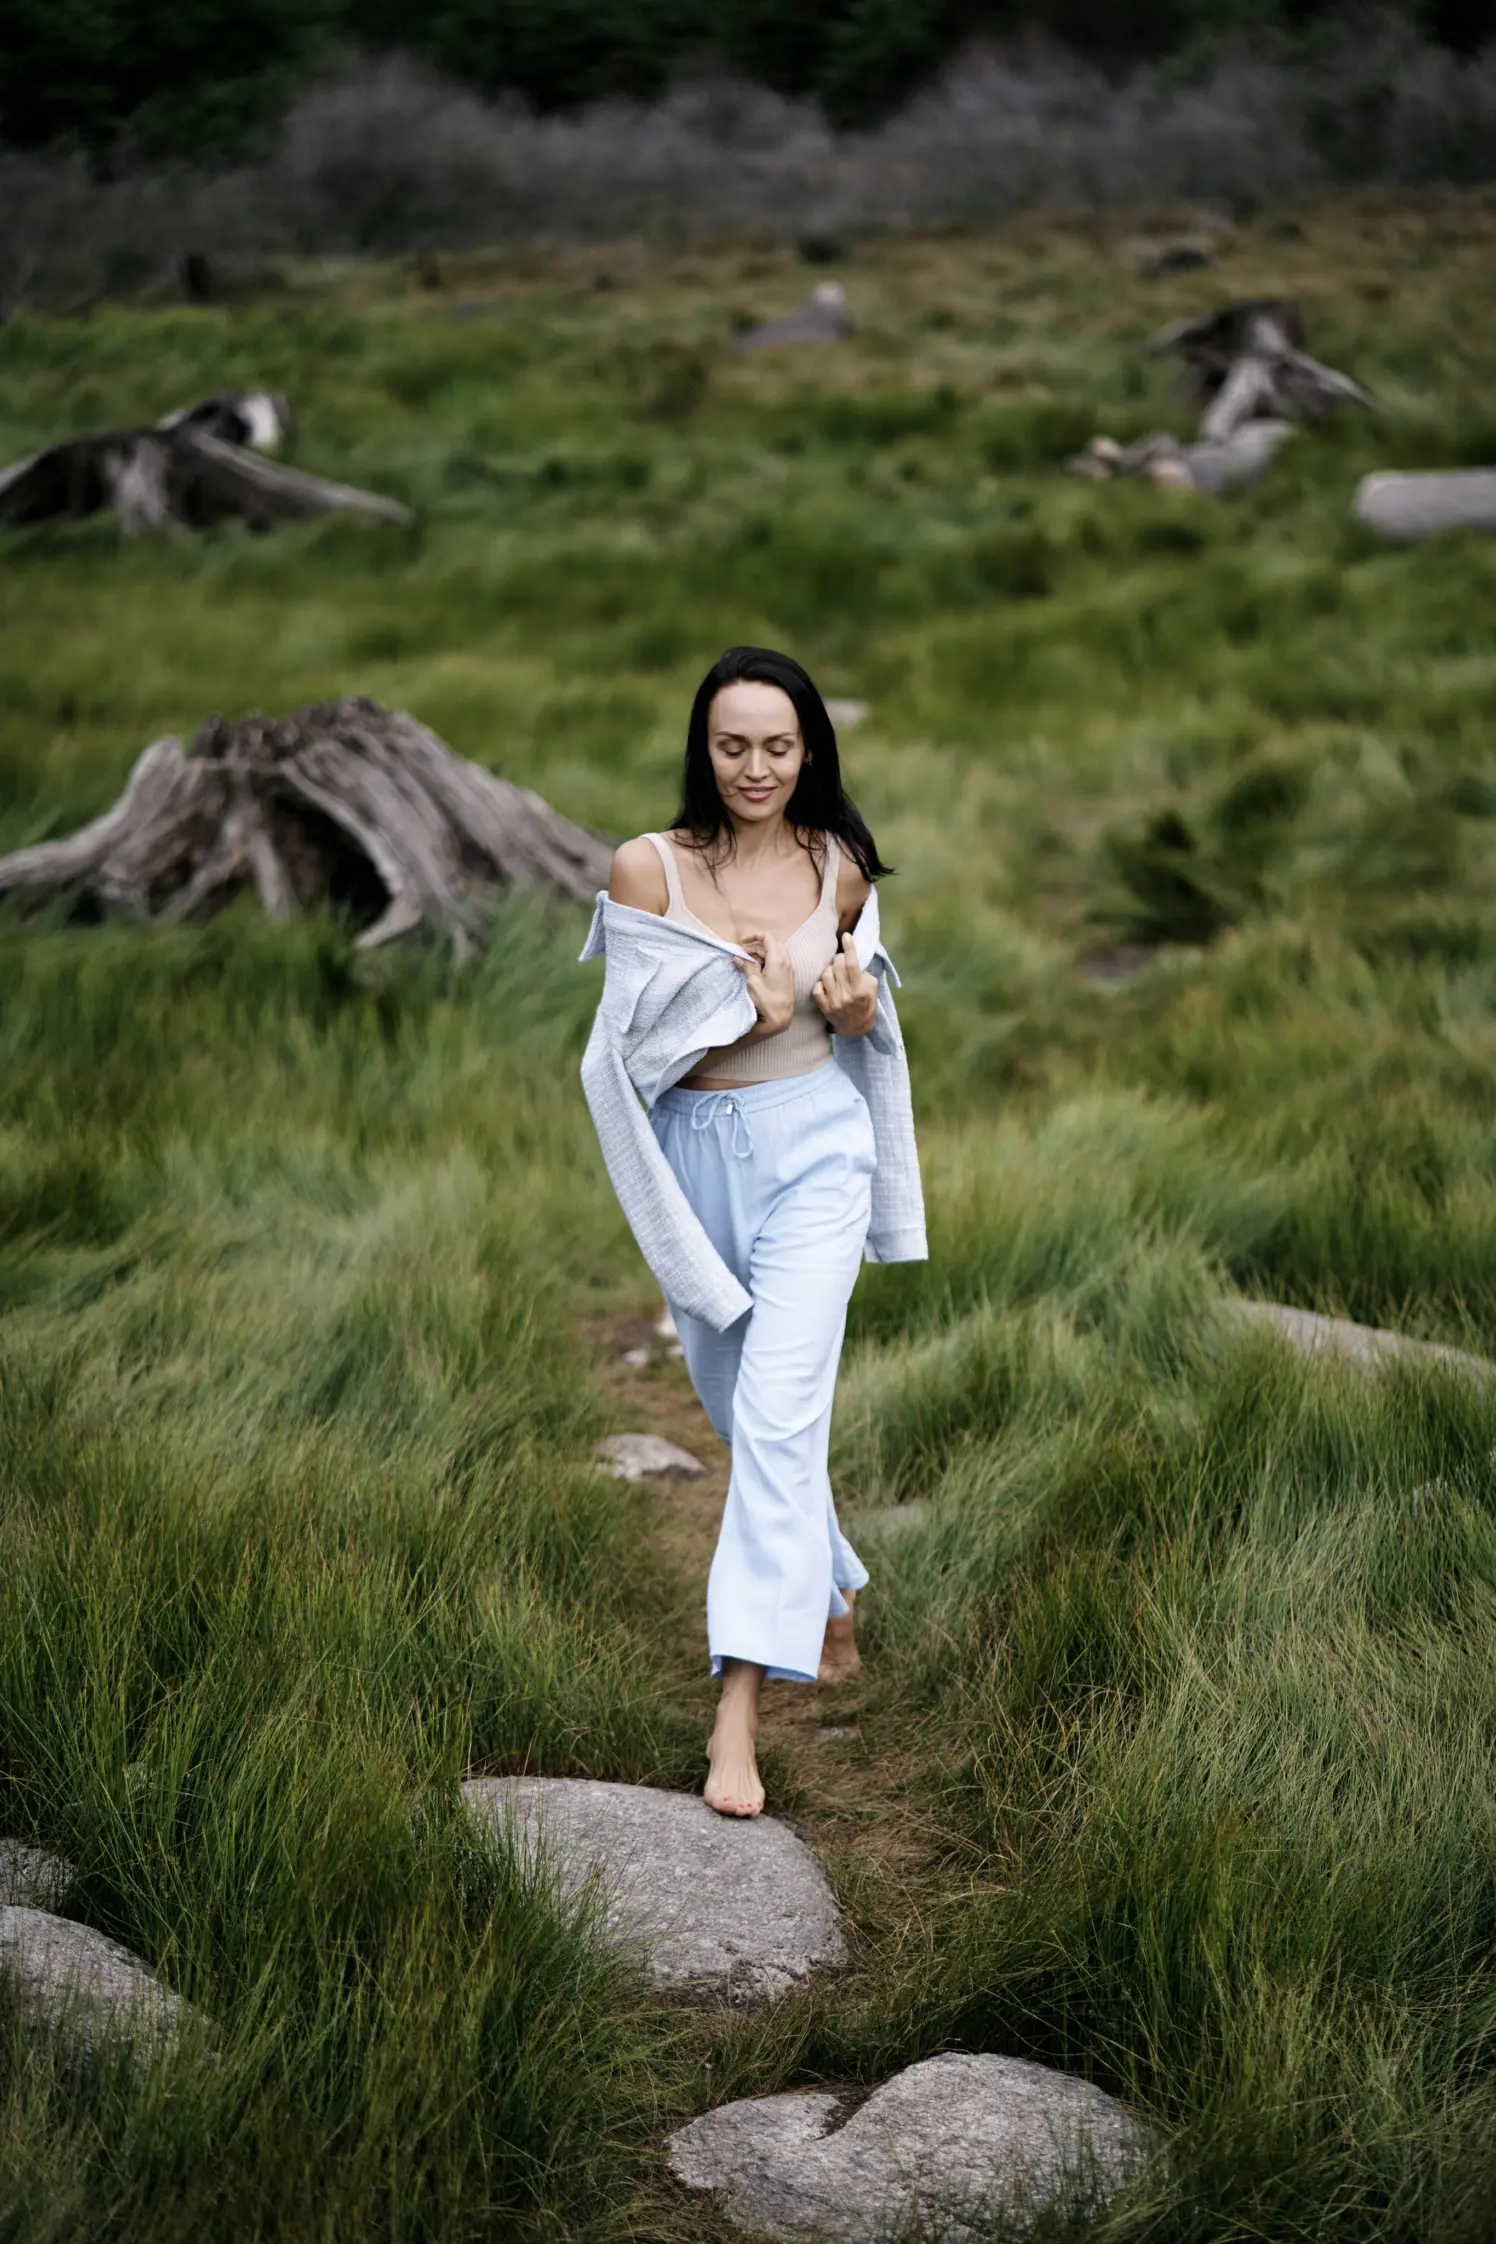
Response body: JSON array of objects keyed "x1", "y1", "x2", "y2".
[{"x1": 650, "y1": 1061, "x2": 874, "y2": 1684}]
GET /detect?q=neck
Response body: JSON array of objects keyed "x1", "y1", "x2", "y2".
[{"x1": 723, "y1": 813, "x2": 797, "y2": 866}]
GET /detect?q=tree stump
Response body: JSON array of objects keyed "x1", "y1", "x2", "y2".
[{"x1": 0, "y1": 698, "x2": 613, "y2": 951}]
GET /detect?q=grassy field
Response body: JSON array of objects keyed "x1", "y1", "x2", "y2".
[{"x1": 3, "y1": 195, "x2": 1496, "y2": 2241}]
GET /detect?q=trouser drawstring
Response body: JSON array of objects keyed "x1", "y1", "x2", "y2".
[{"x1": 690, "y1": 1092, "x2": 755, "y2": 1158}]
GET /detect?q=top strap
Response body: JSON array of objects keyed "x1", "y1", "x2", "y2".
[
  {"x1": 643, "y1": 831, "x2": 687, "y2": 917},
  {"x1": 819, "y1": 832, "x2": 841, "y2": 909}
]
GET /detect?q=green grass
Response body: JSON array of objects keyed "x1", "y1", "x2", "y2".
[{"x1": 4, "y1": 197, "x2": 1496, "y2": 2239}]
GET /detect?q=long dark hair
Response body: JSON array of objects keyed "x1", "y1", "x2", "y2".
[{"x1": 673, "y1": 645, "x2": 892, "y2": 880}]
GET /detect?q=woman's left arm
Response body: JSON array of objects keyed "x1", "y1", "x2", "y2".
[{"x1": 813, "y1": 857, "x2": 879, "y2": 1038}]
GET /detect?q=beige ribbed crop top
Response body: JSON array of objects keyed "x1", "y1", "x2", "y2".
[{"x1": 645, "y1": 830, "x2": 841, "y2": 1085}]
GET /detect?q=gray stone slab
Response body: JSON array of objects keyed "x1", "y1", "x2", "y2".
[
  {"x1": 1355, "y1": 469, "x2": 1496, "y2": 543},
  {"x1": 596, "y1": 1433, "x2": 707, "y2": 1480},
  {"x1": 463, "y1": 1777, "x2": 846, "y2": 2003},
  {"x1": 0, "y1": 1840, "x2": 75, "y2": 1910},
  {"x1": 0, "y1": 1906, "x2": 195, "y2": 2059},
  {"x1": 667, "y1": 2052, "x2": 1151, "y2": 2241},
  {"x1": 1225, "y1": 1300, "x2": 1493, "y2": 1386}
]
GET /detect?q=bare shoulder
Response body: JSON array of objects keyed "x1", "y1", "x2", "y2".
[
  {"x1": 834, "y1": 846, "x2": 872, "y2": 933},
  {"x1": 609, "y1": 836, "x2": 669, "y2": 915}
]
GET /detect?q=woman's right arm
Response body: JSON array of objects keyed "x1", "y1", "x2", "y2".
[{"x1": 609, "y1": 838, "x2": 669, "y2": 914}]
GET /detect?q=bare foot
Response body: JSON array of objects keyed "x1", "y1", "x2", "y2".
[
  {"x1": 705, "y1": 1660, "x2": 765, "y2": 1817},
  {"x1": 817, "y1": 1591, "x2": 862, "y2": 1685}
]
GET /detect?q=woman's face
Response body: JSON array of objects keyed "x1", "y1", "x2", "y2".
[{"x1": 707, "y1": 681, "x2": 806, "y2": 828}]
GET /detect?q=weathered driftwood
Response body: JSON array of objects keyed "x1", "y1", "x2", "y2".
[
  {"x1": 1066, "y1": 420, "x2": 1293, "y2": 495},
  {"x1": 0, "y1": 392, "x2": 408, "y2": 534},
  {"x1": 731, "y1": 283, "x2": 854, "y2": 353},
  {"x1": 0, "y1": 698, "x2": 612, "y2": 951},
  {"x1": 1149, "y1": 298, "x2": 1372, "y2": 441},
  {"x1": 1068, "y1": 297, "x2": 1368, "y2": 497},
  {"x1": 1354, "y1": 469, "x2": 1496, "y2": 543}
]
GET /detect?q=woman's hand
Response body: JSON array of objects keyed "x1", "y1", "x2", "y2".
[
  {"x1": 737, "y1": 932, "x2": 795, "y2": 1038},
  {"x1": 813, "y1": 933, "x2": 879, "y2": 1038}
]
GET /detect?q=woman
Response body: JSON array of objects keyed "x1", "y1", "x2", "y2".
[{"x1": 581, "y1": 646, "x2": 926, "y2": 1816}]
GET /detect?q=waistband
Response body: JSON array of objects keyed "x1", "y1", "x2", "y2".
[{"x1": 653, "y1": 1058, "x2": 837, "y2": 1117}]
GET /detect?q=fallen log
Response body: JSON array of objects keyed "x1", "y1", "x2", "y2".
[
  {"x1": 1354, "y1": 469, "x2": 1496, "y2": 543},
  {"x1": 1067, "y1": 296, "x2": 1368, "y2": 498},
  {"x1": 0, "y1": 698, "x2": 612, "y2": 951},
  {"x1": 0, "y1": 394, "x2": 407, "y2": 534}
]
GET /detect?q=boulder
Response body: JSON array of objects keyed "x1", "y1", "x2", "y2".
[
  {"x1": 1226, "y1": 1300, "x2": 1493, "y2": 1386},
  {"x1": 0, "y1": 1907, "x2": 196, "y2": 2058},
  {"x1": 0, "y1": 1840, "x2": 75, "y2": 1910},
  {"x1": 666, "y1": 2051, "x2": 1151, "y2": 2240},
  {"x1": 463, "y1": 1777, "x2": 846, "y2": 2002},
  {"x1": 1354, "y1": 470, "x2": 1496, "y2": 543},
  {"x1": 731, "y1": 284, "x2": 854, "y2": 353},
  {"x1": 596, "y1": 1433, "x2": 707, "y2": 1480}
]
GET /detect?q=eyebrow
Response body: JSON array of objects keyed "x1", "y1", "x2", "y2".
[{"x1": 712, "y1": 729, "x2": 798, "y2": 745}]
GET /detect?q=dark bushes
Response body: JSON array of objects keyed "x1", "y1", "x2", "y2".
[{"x1": 4, "y1": 23, "x2": 1496, "y2": 313}]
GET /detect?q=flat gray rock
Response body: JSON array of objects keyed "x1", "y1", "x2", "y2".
[
  {"x1": 1355, "y1": 468, "x2": 1496, "y2": 542},
  {"x1": 0, "y1": 1840, "x2": 75, "y2": 1910},
  {"x1": 1226, "y1": 1300, "x2": 1493, "y2": 1385},
  {"x1": 596, "y1": 1433, "x2": 707, "y2": 1480},
  {"x1": 0, "y1": 1907, "x2": 195, "y2": 2058},
  {"x1": 667, "y1": 2052, "x2": 1150, "y2": 2240},
  {"x1": 463, "y1": 1777, "x2": 846, "y2": 2002}
]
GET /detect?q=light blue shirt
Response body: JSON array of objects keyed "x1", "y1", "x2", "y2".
[{"x1": 580, "y1": 886, "x2": 927, "y2": 1331}]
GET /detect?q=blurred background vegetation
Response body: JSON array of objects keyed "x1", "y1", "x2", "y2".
[{"x1": 0, "y1": 0, "x2": 1491, "y2": 150}]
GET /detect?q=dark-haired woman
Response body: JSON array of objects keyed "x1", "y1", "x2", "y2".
[{"x1": 581, "y1": 647, "x2": 926, "y2": 1816}]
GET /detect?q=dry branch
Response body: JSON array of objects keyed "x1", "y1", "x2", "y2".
[{"x1": 0, "y1": 698, "x2": 612, "y2": 951}]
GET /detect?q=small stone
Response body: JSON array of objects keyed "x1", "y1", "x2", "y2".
[
  {"x1": 814, "y1": 1725, "x2": 860, "y2": 1743},
  {"x1": 654, "y1": 1305, "x2": 679, "y2": 1340},
  {"x1": 463, "y1": 1777, "x2": 846, "y2": 2003},
  {"x1": 620, "y1": 1346, "x2": 651, "y2": 1369},
  {"x1": 1078, "y1": 943, "x2": 1151, "y2": 985},
  {"x1": 848, "y1": 1501, "x2": 929, "y2": 1543},
  {"x1": 596, "y1": 1433, "x2": 707, "y2": 1480},
  {"x1": 0, "y1": 1841, "x2": 75, "y2": 1910},
  {"x1": 0, "y1": 1907, "x2": 197, "y2": 2060},
  {"x1": 666, "y1": 2052, "x2": 1151, "y2": 2240}
]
